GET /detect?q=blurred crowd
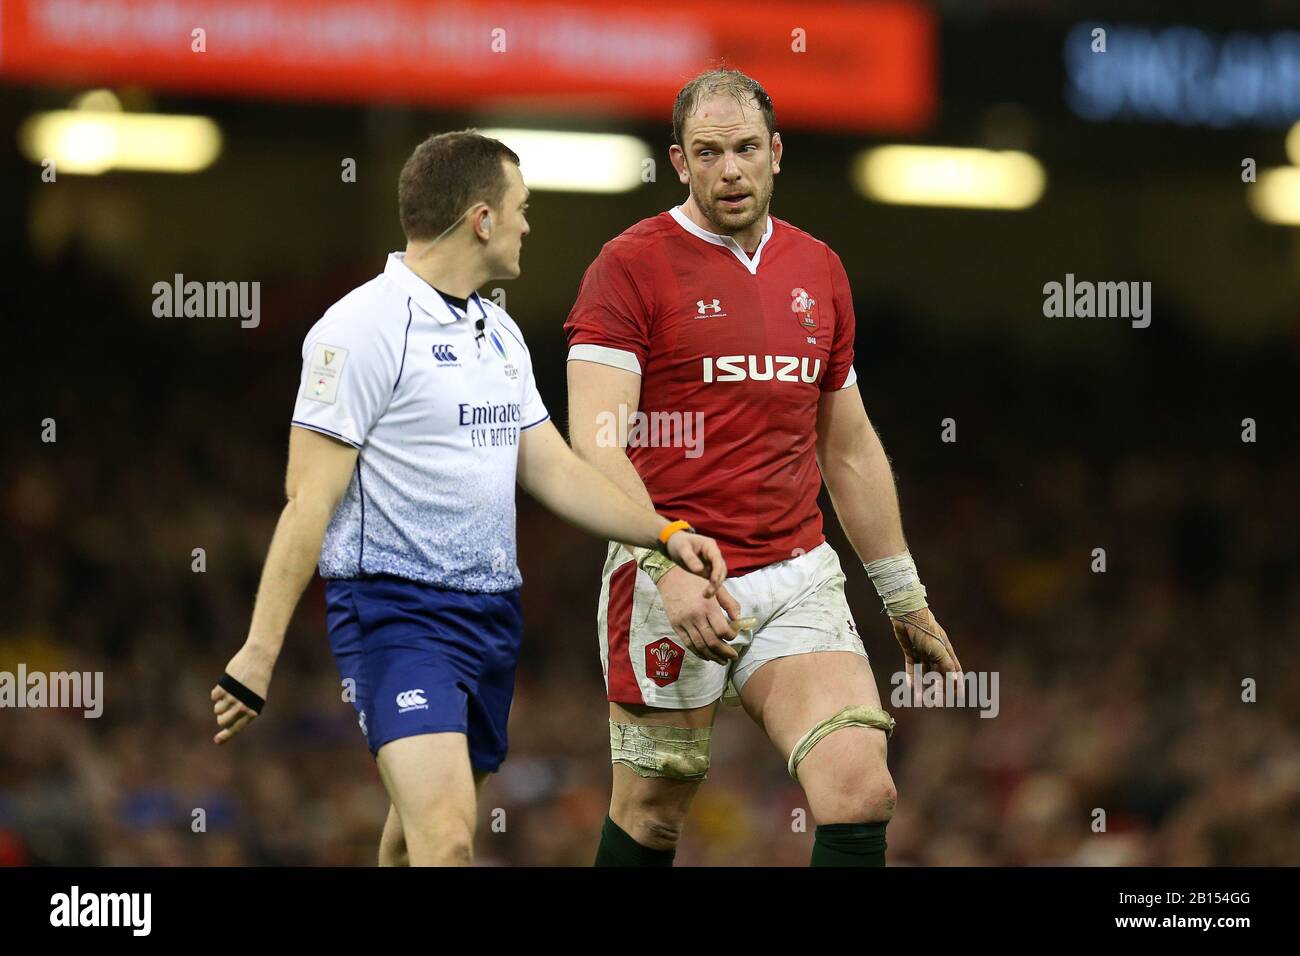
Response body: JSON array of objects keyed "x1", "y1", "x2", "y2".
[{"x1": 1, "y1": 244, "x2": 1297, "y2": 866}]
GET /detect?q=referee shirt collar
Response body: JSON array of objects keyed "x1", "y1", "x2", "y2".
[{"x1": 384, "y1": 252, "x2": 472, "y2": 325}]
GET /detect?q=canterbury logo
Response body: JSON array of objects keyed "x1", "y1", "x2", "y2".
[
  {"x1": 702, "y1": 355, "x2": 822, "y2": 383},
  {"x1": 395, "y1": 689, "x2": 428, "y2": 711},
  {"x1": 696, "y1": 298, "x2": 723, "y2": 315},
  {"x1": 432, "y1": 344, "x2": 458, "y2": 363},
  {"x1": 649, "y1": 641, "x2": 680, "y2": 664}
]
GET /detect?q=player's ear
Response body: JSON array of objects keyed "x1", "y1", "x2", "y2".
[
  {"x1": 669, "y1": 144, "x2": 690, "y2": 185},
  {"x1": 770, "y1": 132, "x2": 782, "y2": 175}
]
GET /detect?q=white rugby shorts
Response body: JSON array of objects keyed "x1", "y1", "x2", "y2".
[{"x1": 596, "y1": 541, "x2": 869, "y2": 709}]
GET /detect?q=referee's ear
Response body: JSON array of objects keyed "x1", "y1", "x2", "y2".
[{"x1": 471, "y1": 205, "x2": 494, "y2": 243}]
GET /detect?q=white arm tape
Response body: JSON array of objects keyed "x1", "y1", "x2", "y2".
[{"x1": 864, "y1": 550, "x2": 928, "y2": 617}]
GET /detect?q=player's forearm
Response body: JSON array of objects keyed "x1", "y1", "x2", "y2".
[
  {"x1": 565, "y1": 361, "x2": 656, "y2": 510},
  {"x1": 244, "y1": 496, "x2": 334, "y2": 657},
  {"x1": 821, "y1": 433, "x2": 908, "y2": 565},
  {"x1": 569, "y1": 443, "x2": 663, "y2": 565},
  {"x1": 569, "y1": 439, "x2": 656, "y2": 510}
]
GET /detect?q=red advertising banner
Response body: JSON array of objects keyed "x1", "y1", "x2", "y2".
[{"x1": 0, "y1": 0, "x2": 935, "y2": 132}]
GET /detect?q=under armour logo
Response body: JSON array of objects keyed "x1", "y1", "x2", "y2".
[
  {"x1": 696, "y1": 299, "x2": 722, "y2": 315},
  {"x1": 396, "y1": 689, "x2": 428, "y2": 712},
  {"x1": 432, "y1": 344, "x2": 458, "y2": 363}
]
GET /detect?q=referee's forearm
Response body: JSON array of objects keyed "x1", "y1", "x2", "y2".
[
  {"x1": 245, "y1": 498, "x2": 332, "y2": 656},
  {"x1": 537, "y1": 450, "x2": 667, "y2": 549}
]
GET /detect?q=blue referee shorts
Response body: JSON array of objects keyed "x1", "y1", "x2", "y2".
[{"x1": 324, "y1": 575, "x2": 523, "y2": 773}]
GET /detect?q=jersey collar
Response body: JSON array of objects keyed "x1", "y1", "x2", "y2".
[
  {"x1": 384, "y1": 252, "x2": 475, "y2": 325},
  {"x1": 668, "y1": 205, "x2": 773, "y2": 275}
]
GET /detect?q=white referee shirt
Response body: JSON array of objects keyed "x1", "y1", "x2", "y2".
[{"x1": 291, "y1": 252, "x2": 549, "y2": 592}]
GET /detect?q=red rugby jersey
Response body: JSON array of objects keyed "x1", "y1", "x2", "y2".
[{"x1": 564, "y1": 206, "x2": 859, "y2": 577}]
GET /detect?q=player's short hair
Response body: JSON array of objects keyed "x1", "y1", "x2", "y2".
[
  {"x1": 398, "y1": 130, "x2": 520, "y2": 242},
  {"x1": 672, "y1": 68, "x2": 777, "y2": 148}
]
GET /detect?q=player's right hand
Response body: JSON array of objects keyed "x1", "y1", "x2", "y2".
[
  {"x1": 210, "y1": 642, "x2": 275, "y2": 745},
  {"x1": 655, "y1": 566, "x2": 744, "y2": 664}
]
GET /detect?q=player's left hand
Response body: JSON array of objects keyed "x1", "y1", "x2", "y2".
[
  {"x1": 890, "y1": 607, "x2": 962, "y2": 697},
  {"x1": 664, "y1": 531, "x2": 727, "y2": 596}
]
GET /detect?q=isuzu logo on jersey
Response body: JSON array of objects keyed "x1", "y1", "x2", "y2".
[
  {"x1": 646, "y1": 638, "x2": 685, "y2": 687},
  {"x1": 702, "y1": 355, "x2": 822, "y2": 383},
  {"x1": 791, "y1": 287, "x2": 819, "y2": 331}
]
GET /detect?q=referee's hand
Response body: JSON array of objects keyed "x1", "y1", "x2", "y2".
[
  {"x1": 664, "y1": 531, "x2": 728, "y2": 596},
  {"x1": 211, "y1": 643, "x2": 274, "y2": 745}
]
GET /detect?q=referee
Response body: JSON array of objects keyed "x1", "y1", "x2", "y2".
[{"x1": 210, "y1": 131, "x2": 726, "y2": 866}]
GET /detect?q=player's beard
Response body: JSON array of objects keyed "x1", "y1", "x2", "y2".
[{"x1": 693, "y1": 171, "x2": 773, "y2": 235}]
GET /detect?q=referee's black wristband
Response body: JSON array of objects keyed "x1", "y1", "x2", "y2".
[{"x1": 219, "y1": 673, "x2": 265, "y2": 714}]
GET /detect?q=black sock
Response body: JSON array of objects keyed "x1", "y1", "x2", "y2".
[
  {"x1": 811, "y1": 821, "x2": 888, "y2": 866},
  {"x1": 594, "y1": 815, "x2": 676, "y2": 867}
]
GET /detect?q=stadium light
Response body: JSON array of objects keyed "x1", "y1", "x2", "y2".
[
  {"x1": 71, "y1": 88, "x2": 124, "y2": 112},
  {"x1": 852, "y1": 145, "x2": 1045, "y2": 210},
  {"x1": 477, "y1": 128, "x2": 649, "y2": 193},
  {"x1": 19, "y1": 108, "x2": 222, "y2": 175},
  {"x1": 1247, "y1": 166, "x2": 1300, "y2": 226}
]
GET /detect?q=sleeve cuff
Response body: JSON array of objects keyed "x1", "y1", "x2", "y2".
[
  {"x1": 291, "y1": 420, "x2": 363, "y2": 448},
  {"x1": 566, "y1": 343, "x2": 642, "y2": 375}
]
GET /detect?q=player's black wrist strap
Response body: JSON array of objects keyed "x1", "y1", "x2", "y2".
[{"x1": 219, "y1": 673, "x2": 265, "y2": 714}]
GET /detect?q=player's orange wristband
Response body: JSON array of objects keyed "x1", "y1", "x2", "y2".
[{"x1": 657, "y1": 520, "x2": 694, "y2": 551}]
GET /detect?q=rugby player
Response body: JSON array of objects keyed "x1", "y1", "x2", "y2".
[
  {"x1": 209, "y1": 131, "x2": 727, "y2": 867},
  {"x1": 565, "y1": 71, "x2": 962, "y2": 866}
]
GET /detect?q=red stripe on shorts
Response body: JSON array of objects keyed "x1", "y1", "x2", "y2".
[{"x1": 606, "y1": 561, "x2": 644, "y2": 704}]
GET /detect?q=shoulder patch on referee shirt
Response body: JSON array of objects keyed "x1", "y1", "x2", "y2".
[{"x1": 306, "y1": 343, "x2": 349, "y2": 404}]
